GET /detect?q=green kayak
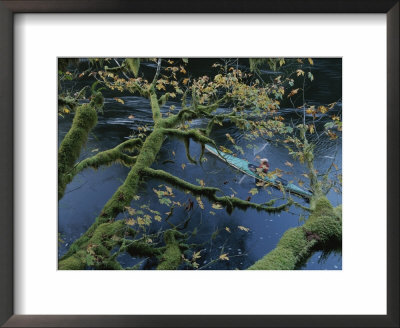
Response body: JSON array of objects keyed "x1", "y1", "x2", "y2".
[{"x1": 205, "y1": 145, "x2": 313, "y2": 199}]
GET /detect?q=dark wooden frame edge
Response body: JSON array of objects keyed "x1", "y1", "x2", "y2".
[{"x1": 0, "y1": 1, "x2": 398, "y2": 327}]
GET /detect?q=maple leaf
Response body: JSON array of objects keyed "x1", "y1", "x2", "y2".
[
  {"x1": 126, "y1": 218, "x2": 135, "y2": 226},
  {"x1": 238, "y1": 225, "x2": 250, "y2": 232},
  {"x1": 219, "y1": 253, "x2": 229, "y2": 261},
  {"x1": 212, "y1": 203, "x2": 223, "y2": 210},
  {"x1": 249, "y1": 188, "x2": 258, "y2": 195}
]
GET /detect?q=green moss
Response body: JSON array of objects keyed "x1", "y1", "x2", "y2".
[
  {"x1": 59, "y1": 220, "x2": 127, "y2": 270},
  {"x1": 277, "y1": 228, "x2": 308, "y2": 254},
  {"x1": 248, "y1": 196, "x2": 341, "y2": 270},
  {"x1": 306, "y1": 215, "x2": 341, "y2": 243},
  {"x1": 58, "y1": 251, "x2": 86, "y2": 270},
  {"x1": 157, "y1": 230, "x2": 184, "y2": 270},
  {"x1": 249, "y1": 247, "x2": 296, "y2": 270},
  {"x1": 58, "y1": 102, "x2": 98, "y2": 199},
  {"x1": 333, "y1": 204, "x2": 342, "y2": 220}
]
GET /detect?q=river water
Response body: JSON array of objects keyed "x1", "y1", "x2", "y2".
[{"x1": 58, "y1": 58, "x2": 342, "y2": 270}]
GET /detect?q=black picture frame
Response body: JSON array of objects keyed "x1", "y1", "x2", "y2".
[{"x1": 0, "y1": 1, "x2": 398, "y2": 327}]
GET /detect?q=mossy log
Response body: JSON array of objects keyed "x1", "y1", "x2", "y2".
[
  {"x1": 58, "y1": 101, "x2": 98, "y2": 200},
  {"x1": 58, "y1": 220, "x2": 132, "y2": 270},
  {"x1": 157, "y1": 230, "x2": 186, "y2": 270},
  {"x1": 248, "y1": 196, "x2": 341, "y2": 270}
]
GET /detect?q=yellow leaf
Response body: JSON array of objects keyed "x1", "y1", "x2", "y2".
[
  {"x1": 192, "y1": 251, "x2": 201, "y2": 260},
  {"x1": 114, "y1": 97, "x2": 124, "y2": 104},
  {"x1": 296, "y1": 69, "x2": 305, "y2": 77},
  {"x1": 126, "y1": 218, "x2": 135, "y2": 226},
  {"x1": 181, "y1": 163, "x2": 186, "y2": 170},
  {"x1": 128, "y1": 115, "x2": 135, "y2": 119},
  {"x1": 219, "y1": 253, "x2": 229, "y2": 261},
  {"x1": 209, "y1": 211, "x2": 216, "y2": 215},
  {"x1": 196, "y1": 197, "x2": 204, "y2": 210},
  {"x1": 172, "y1": 151, "x2": 176, "y2": 157},
  {"x1": 154, "y1": 215, "x2": 162, "y2": 222},
  {"x1": 63, "y1": 107, "x2": 70, "y2": 114},
  {"x1": 309, "y1": 124, "x2": 315, "y2": 134},
  {"x1": 308, "y1": 58, "x2": 314, "y2": 65},
  {"x1": 249, "y1": 188, "x2": 258, "y2": 195},
  {"x1": 124, "y1": 206, "x2": 136, "y2": 215},
  {"x1": 288, "y1": 88, "x2": 299, "y2": 98},
  {"x1": 225, "y1": 227, "x2": 231, "y2": 233},
  {"x1": 285, "y1": 161, "x2": 294, "y2": 167},
  {"x1": 318, "y1": 105, "x2": 328, "y2": 114},
  {"x1": 199, "y1": 180, "x2": 205, "y2": 187},
  {"x1": 182, "y1": 78, "x2": 189, "y2": 85},
  {"x1": 91, "y1": 148, "x2": 99, "y2": 152},
  {"x1": 238, "y1": 225, "x2": 250, "y2": 232},
  {"x1": 212, "y1": 203, "x2": 223, "y2": 210}
]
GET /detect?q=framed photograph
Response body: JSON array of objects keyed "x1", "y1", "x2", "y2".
[{"x1": 1, "y1": 1, "x2": 398, "y2": 327}]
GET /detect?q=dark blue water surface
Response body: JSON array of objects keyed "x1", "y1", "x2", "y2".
[{"x1": 58, "y1": 58, "x2": 342, "y2": 270}]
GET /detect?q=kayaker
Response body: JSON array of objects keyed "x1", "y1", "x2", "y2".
[
  {"x1": 258, "y1": 158, "x2": 270, "y2": 174},
  {"x1": 248, "y1": 158, "x2": 270, "y2": 183}
]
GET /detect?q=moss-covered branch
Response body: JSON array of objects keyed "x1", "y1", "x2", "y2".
[
  {"x1": 62, "y1": 138, "x2": 142, "y2": 192},
  {"x1": 248, "y1": 196, "x2": 341, "y2": 270},
  {"x1": 58, "y1": 98, "x2": 101, "y2": 200},
  {"x1": 59, "y1": 220, "x2": 134, "y2": 270},
  {"x1": 142, "y1": 168, "x2": 293, "y2": 214},
  {"x1": 157, "y1": 230, "x2": 187, "y2": 270}
]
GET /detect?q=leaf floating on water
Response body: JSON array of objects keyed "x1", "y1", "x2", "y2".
[
  {"x1": 296, "y1": 69, "x2": 305, "y2": 76},
  {"x1": 285, "y1": 161, "x2": 294, "y2": 167},
  {"x1": 154, "y1": 215, "x2": 162, "y2": 222},
  {"x1": 126, "y1": 218, "x2": 135, "y2": 226},
  {"x1": 238, "y1": 225, "x2": 250, "y2": 232},
  {"x1": 225, "y1": 227, "x2": 231, "y2": 233},
  {"x1": 192, "y1": 251, "x2": 201, "y2": 260},
  {"x1": 308, "y1": 58, "x2": 314, "y2": 65},
  {"x1": 181, "y1": 163, "x2": 186, "y2": 170},
  {"x1": 91, "y1": 148, "x2": 99, "y2": 152},
  {"x1": 128, "y1": 115, "x2": 135, "y2": 119},
  {"x1": 249, "y1": 188, "x2": 258, "y2": 195},
  {"x1": 196, "y1": 197, "x2": 204, "y2": 210},
  {"x1": 212, "y1": 203, "x2": 223, "y2": 210},
  {"x1": 114, "y1": 97, "x2": 125, "y2": 105},
  {"x1": 219, "y1": 253, "x2": 229, "y2": 261}
]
